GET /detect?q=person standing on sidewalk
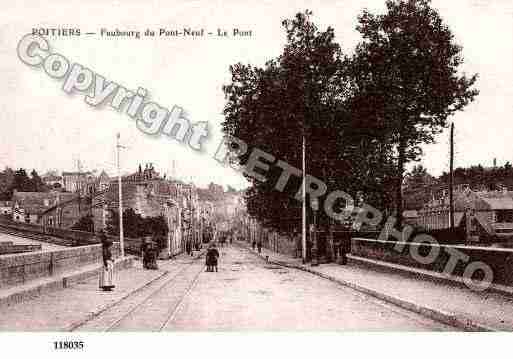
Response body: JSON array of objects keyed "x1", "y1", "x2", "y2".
[{"x1": 99, "y1": 232, "x2": 115, "y2": 291}]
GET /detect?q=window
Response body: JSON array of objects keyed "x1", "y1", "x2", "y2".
[{"x1": 495, "y1": 210, "x2": 513, "y2": 223}]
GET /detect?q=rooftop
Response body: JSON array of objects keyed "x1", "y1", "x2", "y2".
[{"x1": 12, "y1": 192, "x2": 78, "y2": 214}]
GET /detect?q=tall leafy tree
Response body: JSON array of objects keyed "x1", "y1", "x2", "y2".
[
  {"x1": 72, "y1": 214, "x2": 95, "y2": 232},
  {"x1": 30, "y1": 169, "x2": 47, "y2": 192},
  {"x1": 223, "y1": 11, "x2": 358, "y2": 232},
  {"x1": 9, "y1": 168, "x2": 35, "y2": 193},
  {"x1": 0, "y1": 167, "x2": 15, "y2": 200},
  {"x1": 349, "y1": 0, "x2": 479, "y2": 226},
  {"x1": 106, "y1": 208, "x2": 168, "y2": 249},
  {"x1": 403, "y1": 164, "x2": 437, "y2": 210}
]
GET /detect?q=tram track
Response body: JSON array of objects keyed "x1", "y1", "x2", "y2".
[
  {"x1": 72, "y1": 253, "x2": 205, "y2": 332},
  {"x1": 157, "y1": 264, "x2": 203, "y2": 331},
  {"x1": 105, "y1": 261, "x2": 204, "y2": 331}
]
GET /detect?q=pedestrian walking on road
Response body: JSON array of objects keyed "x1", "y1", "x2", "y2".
[
  {"x1": 186, "y1": 240, "x2": 192, "y2": 256},
  {"x1": 141, "y1": 237, "x2": 148, "y2": 269},
  {"x1": 206, "y1": 243, "x2": 220, "y2": 272},
  {"x1": 145, "y1": 240, "x2": 159, "y2": 270},
  {"x1": 99, "y1": 231, "x2": 115, "y2": 291},
  {"x1": 257, "y1": 241, "x2": 262, "y2": 254},
  {"x1": 252, "y1": 240, "x2": 256, "y2": 251}
]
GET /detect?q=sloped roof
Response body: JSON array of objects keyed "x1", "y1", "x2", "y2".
[
  {"x1": 12, "y1": 192, "x2": 77, "y2": 214},
  {"x1": 477, "y1": 191, "x2": 513, "y2": 210}
]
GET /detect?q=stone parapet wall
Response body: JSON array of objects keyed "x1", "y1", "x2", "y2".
[
  {"x1": 0, "y1": 218, "x2": 100, "y2": 246},
  {"x1": 0, "y1": 243, "x2": 120, "y2": 289},
  {"x1": 351, "y1": 237, "x2": 513, "y2": 287}
]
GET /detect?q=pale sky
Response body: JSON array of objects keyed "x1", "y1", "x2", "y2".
[{"x1": 0, "y1": 0, "x2": 512, "y2": 189}]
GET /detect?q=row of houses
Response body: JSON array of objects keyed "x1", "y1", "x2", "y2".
[
  {"x1": 91, "y1": 164, "x2": 242, "y2": 256},
  {"x1": 0, "y1": 169, "x2": 113, "y2": 226},
  {"x1": 41, "y1": 170, "x2": 110, "y2": 195},
  {"x1": 406, "y1": 185, "x2": 513, "y2": 242},
  {"x1": 0, "y1": 191, "x2": 85, "y2": 228},
  {"x1": 2, "y1": 163, "x2": 245, "y2": 257}
]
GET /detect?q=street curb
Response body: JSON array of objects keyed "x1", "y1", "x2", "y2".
[
  {"x1": 0, "y1": 256, "x2": 134, "y2": 309},
  {"x1": 242, "y1": 245, "x2": 497, "y2": 332}
]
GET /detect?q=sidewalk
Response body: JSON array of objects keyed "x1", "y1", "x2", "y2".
[
  {"x1": 0, "y1": 250, "x2": 204, "y2": 331},
  {"x1": 241, "y1": 242, "x2": 513, "y2": 331},
  {"x1": 0, "y1": 256, "x2": 135, "y2": 308}
]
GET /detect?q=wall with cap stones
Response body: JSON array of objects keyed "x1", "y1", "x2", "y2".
[{"x1": 0, "y1": 243, "x2": 120, "y2": 289}]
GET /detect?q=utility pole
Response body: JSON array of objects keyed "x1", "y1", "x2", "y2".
[
  {"x1": 76, "y1": 157, "x2": 82, "y2": 213},
  {"x1": 116, "y1": 133, "x2": 125, "y2": 257},
  {"x1": 166, "y1": 202, "x2": 172, "y2": 258},
  {"x1": 302, "y1": 135, "x2": 307, "y2": 264},
  {"x1": 449, "y1": 123, "x2": 455, "y2": 230}
]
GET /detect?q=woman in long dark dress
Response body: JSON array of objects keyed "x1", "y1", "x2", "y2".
[
  {"x1": 146, "y1": 241, "x2": 159, "y2": 270},
  {"x1": 205, "y1": 249, "x2": 212, "y2": 272},
  {"x1": 99, "y1": 235, "x2": 115, "y2": 291},
  {"x1": 206, "y1": 244, "x2": 219, "y2": 272}
]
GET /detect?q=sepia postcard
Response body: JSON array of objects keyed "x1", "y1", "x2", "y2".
[{"x1": 1, "y1": 0, "x2": 512, "y2": 357}]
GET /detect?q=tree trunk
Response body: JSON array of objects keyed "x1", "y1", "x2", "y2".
[{"x1": 396, "y1": 139, "x2": 406, "y2": 230}]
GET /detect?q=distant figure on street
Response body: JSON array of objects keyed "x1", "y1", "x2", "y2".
[
  {"x1": 141, "y1": 237, "x2": 149, "y2": 269},
  {"x1": 257, "y1": 241, "x2": 262, "y2": 254},
  {"x1": 99, "y1": 232, "x2": 115, "y2": 291},
  {"x1": 186, "y1": 240, "x2": 192, "y2": 256},
  {"x1": 306, "y1": 239, "x2": 313, "y2": 262},
  {"x1": 252, "y1": 240, "x2": 256, "y2": 251},
  {"x1": 206, "y1": 243, "x2": 220, "y2": 272},
  {"x1": 147, "y1": 241, "x2": 159, "y2": 269},
  {"x1": 294, "y1": 231, "x2": 302, "y2": 258}
]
